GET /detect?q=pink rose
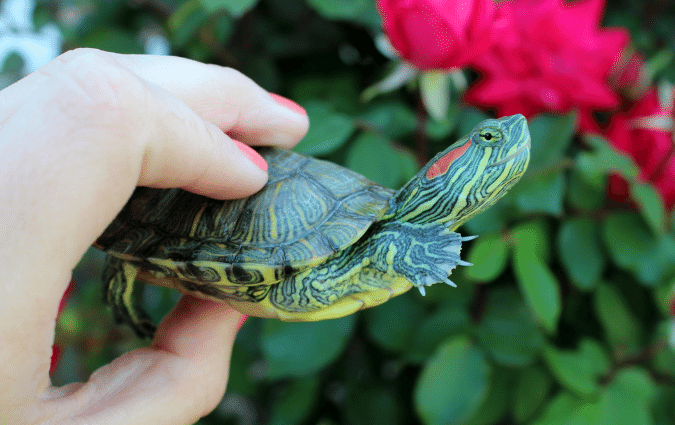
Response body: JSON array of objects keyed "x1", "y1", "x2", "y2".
[
  {"x1": 464, "y1": 0, "x2": 628, "y2": 119},
  {"x1": 377, "y1": 0, "x2": 499, "y2": 70},
  {"x1": 580, "y1": 87, "x2": 675, "y2": 210},
  {"x1": 651, "y1": 153, "x2": 675, "y2": 209},
  {"x1": 50, "y1": 279, "x2": 75, "y2": 375}
]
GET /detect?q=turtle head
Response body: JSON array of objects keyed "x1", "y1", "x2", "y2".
[{"x1": 392, "y1": 114, "x2": 530, "y2": 229}]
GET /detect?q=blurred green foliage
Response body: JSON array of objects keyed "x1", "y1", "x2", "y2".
[{"x1": 3, "y1": 0, "x2": 673, "y2": 424}]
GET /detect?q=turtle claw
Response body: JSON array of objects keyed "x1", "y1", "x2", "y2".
[
  {"x1": 461, "y1": 235, "x2": 478, "y2": 242},
  {"x1": 418, "y1": 286, "x2": 426, "y2": 296},
  {"x1": 444, "y1": 278, "x2": 457, "y2": 287},
  {"x1": 458, "y1": 259, "x2": 473, "y2": 267}
]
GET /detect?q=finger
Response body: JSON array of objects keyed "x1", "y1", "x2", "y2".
[
  {"x1": 111, "y1": 53, "x2": 309, "y2": 148},
  {"x1": 132, "y1": 78, "x2": 271, "y2": 198},
  {"x1": 35, "y1": 298, "x2": 242, "y2": 424},
  {"x1": 2, "y1": 49, "x2": 309, "y2": 149}
]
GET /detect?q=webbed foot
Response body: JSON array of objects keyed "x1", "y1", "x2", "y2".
[{"x1": 387, "y1": 222, "x2": 474, "y2": 295}]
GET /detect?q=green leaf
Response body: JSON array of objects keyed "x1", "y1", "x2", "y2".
[
  {"x1": 405, "y1": 304, "x2": 470, "y2": 363},
  {"x1": 415, "y1": 336, "x2": 491, "y2": 425},
  {"x1": 653, "y1": 282, "x2": 675, "y2": 316},
  {"x1": 293, "y1": 101, "x2": 355, "y2": 156},
  {"x1": 415, "y1": 271, "x2": 476, "y2": 308},
  {"x1": 81, "y1": 28, "x2": 144, "y2": 54},
  {"x1": 359, "y1": 102, "x2": 417, "y2": 139},
  {"x1": 527, "y1": 112, "x2": 576, "y2": 170},
  {"x1": 505, "y1": 114, "x2": 575, "y2": 218},
  {"x1": 653, "y1": 383, "x2": 675, "y2": 425},
  {"x1": 476, "y1": 287, "x2": 545, "y2": 366},
  {"x1": 200, "y1": 0, "x2": 259, "y2": 16},
  {"x1": 168, "y1": 0, "x2": 209, "y2": 48},
  {"x1": 631, "y1": 182, "x2": 666, "y2": 234},
  {"x1": 465, "y1": 233, "x2": 509, "y2": 282},
  {"x1": 557, "y1": 218, "x2": 605, "y2": 291},
  {"x1": 531, "y1": 392, "x2": 599, "y2": 425},
  {"x1": 543, "y1": 339, "x2": 610, "y2": 397},
  {"x1": 345, "y1": 385, "x2": 404, "y2": 425},
  {"x1": 463, "y1": 367, "x2": 513, "y2": 425},
  {"x1": 639, "y1": 236, "x2": 675, "y2": 285},
  {"x1": 581, "y1": 134, "x2": 639, "y2": 180},
  {"x1": 291, "y1": 74, "x2": 361, "y2": 112},
  {"x1": 361, "y1": 62, "x2": 417, "y2": 102},
  {"x1": 512, "y1": 365, "x2": 552, "y2": 423},
  {"x1": 527, "y1": 368, "x2": 656, "y2": 425},
  {"x1": 512, "y1": 219, "x2": 551, "y2": 262},
  {"x1": 270, "y1": 378, "x2": 320, "y2": 425},
  {"x1": 420, "y1": 72, "x2": 450, "y2": 121},
  {"x1": 513, "y1": 249, "x2": 561, "y2": 334},
  {"x1": 567, "y1": 168, "x2": 606, "y2": 211},
  {"x1": 598, "y1": 368, "x2": 656, "y2": 425},
  {"x1": 426, "y1": 103, "x2": 460, "y2": 140},
  {"x1": 601, "y1": 212, "x2": 659, "y2": 283},
  {"x1": 398, "y1": 148, "x2": 421, "y2": 183},
  {"x1": 456, "y1": 107, "x2": 491, "y2": 136},
  {"x1": 214, "y1": 14, "x2": 236, "y2": 43},
  {"x1": 512, "y1": 222, "x2": 560, "y2": 333},
  {"x1": 0, "y1": 52, "x2": 23, "y2": 75},
  {"x1": 594, "y1": 282, "x2": 642, "y2": 357},
  {"x1": 305, "y1": 0, "x2": 380, "y2": 28},
  {"x1": 463, "y1": 196, "x2": 512, "y2": 234},
  {"x1": 221, "y1": 337, "x2": 259, "y2": 395},
  {"x1": 262, "y1": 316, "x2": 355, "y2": 378},
  {"x1": 346, "y1": 132, "x2": 401, "y2": 188},
  {"x1": 364, "y1": 294, "x2": 425, "y2": 353},
  {"x1": 652, "y1": 321, "x2": 675, "y2": 376},
  {"x1": 575, "y1": 152, "x2": 609, "y2": 191},
  {"x1": 512, "y1": 171, "x2": 565, "y2": 215}
]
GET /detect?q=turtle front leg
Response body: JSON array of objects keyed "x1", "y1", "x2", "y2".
[
  {"x1": 103, "y1": 257, "x2": 157, "y2": 338},
  {"x1": 250, "y1": 221, "x2": 471, "y2": 320},
  {"x1": 379, "y1": 221, "x2": 471, "y2": 295}
]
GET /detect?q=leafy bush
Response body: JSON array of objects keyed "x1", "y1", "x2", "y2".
[{"x1": 4, "y1": 0, "x2": 673, "y2": 424}]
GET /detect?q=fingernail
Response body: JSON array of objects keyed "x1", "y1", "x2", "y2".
[
  {"x1": 270, "y1": 93, "x2": 306, "y2": 116},
  {"x1": 234, "y1": 140, "x2": 267, "y2": 171},
  {"x1": 236, "y1": 314, "x2": 248, "y2": 330}
]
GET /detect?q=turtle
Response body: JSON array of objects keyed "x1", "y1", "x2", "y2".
[{"x1": 94, "y1": 114, "x2": 531, "y2": 337}]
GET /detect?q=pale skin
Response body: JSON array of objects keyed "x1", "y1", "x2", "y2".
[{"x1": 0, "y1": 49, "x2": 309, "y2": 424}]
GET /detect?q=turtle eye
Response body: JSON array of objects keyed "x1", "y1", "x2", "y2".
[{"x1": 477, "y1": 127, "x2": 503, "y2": 144}]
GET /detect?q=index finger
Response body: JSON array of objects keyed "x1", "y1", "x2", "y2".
[
  {"x1": 107, "y1": 53, "x2": 309, "y2": 148},
  {"x1": 1, "y1": 51, "x2": 309, "y2": 149}
]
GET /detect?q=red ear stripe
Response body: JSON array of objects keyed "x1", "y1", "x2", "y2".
[{"x1": 426, "y1": 140, "x2": 472, "y2": 179}]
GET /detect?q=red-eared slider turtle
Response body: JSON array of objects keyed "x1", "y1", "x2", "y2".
[{"x1": 95, "y1": 114, "x2": 530, "y2": 337}]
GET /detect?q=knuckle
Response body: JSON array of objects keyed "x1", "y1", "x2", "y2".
[
  {"x1": 55, "y1": 47, "x2": 112, "y2": 67},
  {"x1": 43, "y1": 50, "x2": 150, "y2": 128},
  {"x1": 218, "y1": 66, "x2": 249, "y2": 84},
  {"x1": 218, "y1": 66, "x2": 262, "y2": 102}
]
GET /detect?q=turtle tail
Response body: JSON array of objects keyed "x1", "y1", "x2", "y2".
[{"x1": 103, "y1": 256, "x2": 157, "y2": 338}]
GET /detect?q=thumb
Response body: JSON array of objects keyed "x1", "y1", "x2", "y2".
[
  {"x1": 130, "y1": 75, "x2": 270, "y2": 199},
  {"x1": 35, "y1": 298, "x2": 243, "y2": 425}
]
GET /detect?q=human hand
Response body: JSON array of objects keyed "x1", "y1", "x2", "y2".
[{"x1": 0, "y1": 49, "x2": 308, "y2": 424}]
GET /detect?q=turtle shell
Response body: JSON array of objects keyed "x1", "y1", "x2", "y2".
[{"x1": 95, "y1": 148, "x2": 395, "y2": 286}]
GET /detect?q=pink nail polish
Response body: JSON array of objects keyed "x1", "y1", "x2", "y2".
[
  {"x1": 270, "y1": 93, "x2": 307, "y2": 116},
  {"x1": 236, "y1": 315, "x2": 248, "y2": 330},
  {"x1": 234, "y1": 140, "x2": 267, "y2": 171}
]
